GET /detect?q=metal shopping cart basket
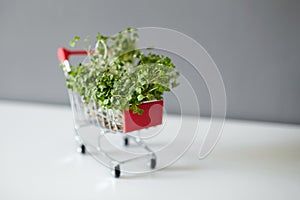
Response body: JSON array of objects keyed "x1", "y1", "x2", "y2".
[{"x1": 58, "y1": 48, "x2": 164, "y2": 178}]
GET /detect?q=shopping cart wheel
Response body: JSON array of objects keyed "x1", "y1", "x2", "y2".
[
  {"x1": 113, "y1": 164, "x2": 121, "y2": 178},
  {"x1": 77, "y1": 144, "x2": 86, "y2": 154},
  {"x1": 150, "y1": 158, "x2": 156, "y2": 169},
  {"x1": 124, "y1": 137, "x2": 129, "y2": 146}
]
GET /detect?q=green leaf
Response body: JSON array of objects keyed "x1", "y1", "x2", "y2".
[
  {"x1": 136, "y1": 108, "x2": 143, "y2": 115},
  {"x1": 125, "y1": 104, "x2": 130, "y2": 111},
  {"x1": 137, "y1": 94, "x2": 144, "y2": 101},
  {"x1": 69, "y1": 41, "x2": 75, "y2": 47},
  {"x1": 171, "y1": 81, "x2": 179, "y2": 88},
  {"x1": 103, "y1": 99, "x2": 109, "y2": 105},
  {"x1": 74, "y1": 36, "x2": 80, "y2": 42},
  {"x1": 136, "y1": 87, "x2": 142, "y2": 94}
]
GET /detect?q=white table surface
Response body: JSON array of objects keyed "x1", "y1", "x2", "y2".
[{"x1": 0, "y1": 101, "x2": 299, "y2": 200}]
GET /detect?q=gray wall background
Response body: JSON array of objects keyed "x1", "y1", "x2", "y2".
[{"x1": 0, "y1": 0, "x2": 299, "y2": 124}]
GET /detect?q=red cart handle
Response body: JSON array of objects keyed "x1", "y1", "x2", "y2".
[{"x1": 57, "y1": 48, "x2": 88, "y2": 62}]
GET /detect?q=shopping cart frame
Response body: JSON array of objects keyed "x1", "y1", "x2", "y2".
[{"x1": 58, "y1": 48, "x2": 161, "y2": 178}]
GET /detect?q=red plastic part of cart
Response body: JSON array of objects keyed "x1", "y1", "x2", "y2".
[
  {"x1": 57, "y1": 48, "x2": 87, "y2": 62},
  {"x1": 123, "y1": 100, "x2": 164, "y2": 133}
]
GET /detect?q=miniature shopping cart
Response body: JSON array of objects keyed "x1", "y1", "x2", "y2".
[{"x1": 58, "y1": 48, "x2": 164, "y2": 178}]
